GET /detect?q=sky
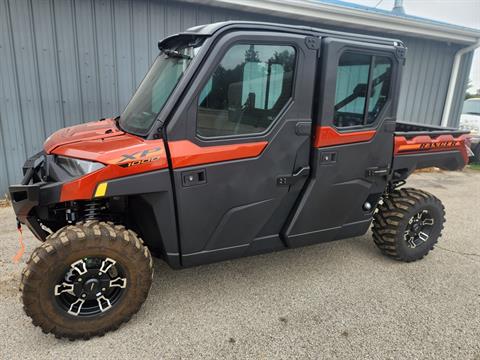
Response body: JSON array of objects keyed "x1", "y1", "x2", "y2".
[{"x1": 346, "y1": 0, "x2": 480, "y2": 92}]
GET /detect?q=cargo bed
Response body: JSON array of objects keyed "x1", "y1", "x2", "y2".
[
  {"x1": 391, "y1": 121, "x2": 470, "y2": 181},
  {"x1": 395, "y1": 121, "x2": 469, "y2": 138}
]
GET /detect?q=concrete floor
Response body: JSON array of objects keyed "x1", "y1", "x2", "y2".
[{"x1": 0, "y1": 170, "x2": 479, "y2": 359}]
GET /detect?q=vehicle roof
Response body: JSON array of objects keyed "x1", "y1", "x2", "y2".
[{"x1": 184, "y1": 21, "x2": 403, "y2": 47}]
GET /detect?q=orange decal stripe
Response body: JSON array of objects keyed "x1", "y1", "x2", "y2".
[
  {"x1": 60, "y1": 140, "x2": 267, "y2": 201},
  {"x1": 394, "y1": 134, "x2": 469, "y2": 164},
  {"x1": 168, "y1": 140, "x2": 268, "y2": 169},
  {"x1": 314, "y1": 126, "x2": 376, "y2": 148}
]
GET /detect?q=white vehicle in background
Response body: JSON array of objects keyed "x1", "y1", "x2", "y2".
[{"x1": 460, "y1": 98, "x2": 480, "y2": 162}]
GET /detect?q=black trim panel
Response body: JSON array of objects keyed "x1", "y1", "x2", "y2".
[
  {"x1": 392, "y1": 150, "x2": 466, "y2": 181},
  {"x1": 104, "y1": 170, "x2": 180, "y2": 267}
]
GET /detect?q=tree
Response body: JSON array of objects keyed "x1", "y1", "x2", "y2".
[{"x1": 244, "y1": 45, "x2": 260, "y2": 63}]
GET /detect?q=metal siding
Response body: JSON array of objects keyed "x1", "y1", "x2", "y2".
[
  {"x1": 430, "y1": 45, "x2": 453, "y2": 124},
  {"x1": 149, "y1": 0, "x2": 167, "y2": 64},
  {"x1": 113, "y1": 0, "x2": 135, "y2": 110},
  {"x1": 397, "y1": 37, "x2": 460, "y2": 125},
  {"x1": 94, "y1": 0, "x2": 119, "y2": 117},
  {"x1": 9, "y1": 0, "x2": 46, "y2": 156},
  {"x1": 0, "y1": 0, "x2": 26, "y2": 191},
  {"x1": 132, "y1": 0, "x2": 149, "y2": 86},
  {"x1": 449, "y1": 52, "x2": 474, "y2": 127},
  {"x1": 75, "y1": 0, "x2": 101, "y2": 122},
  {"x1": 196, "y1": 3, "x2": 214, "y2": 24},
  {"x1": 31, "y1": 0, "x2": 64, "y2": 136},
  {"x1": 0, "y1": 0, "x2": 474, "y2": 195},
  {"x1": 52, "y1": 0, "x2": 83, "y2": 128},
  {"x1": 422, "y1": 41, "x2": 443, "y2": 123},
  {"x1": 0, "y1": 114, "x2": 8, "y2": 196}
]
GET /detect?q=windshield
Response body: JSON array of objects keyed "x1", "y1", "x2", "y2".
[
  {"x1": 119, "y1": 37, "x2": 204, "y2": 135},
  {"x1": 462, "y1": 99, "x2": 480, "y2": 116}
]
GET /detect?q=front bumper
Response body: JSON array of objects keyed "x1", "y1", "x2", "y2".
[
  {"x1": 9, "y1": 152, "x2": 62, "y2": 240},
  {"x1": 9, "y1": 182, "x2": 62, "y2": 241},
  {"x1": 10, "y1": 183, "x2": 47, "y2": 240}
]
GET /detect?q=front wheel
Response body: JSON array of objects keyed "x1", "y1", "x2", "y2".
[
  {"x1": 372, "y1": 188, "x2": 445, "y2": 262},
  {"x1": 21, "y1": 221, "x2": 153, "y2": 340}
]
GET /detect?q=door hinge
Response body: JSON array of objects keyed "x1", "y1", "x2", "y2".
[
  {"x1": 394, "y1": 42, "x2": 407, "y2": 65},
  {"x1": 305, "y1": 36, "x2": 321, "y2": 50},
  {"x1": 277, "y1": 166, "x2": 310, "y2": 186}
]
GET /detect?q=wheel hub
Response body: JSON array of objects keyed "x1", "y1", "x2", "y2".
[
  {"x1": 411, "y1": 222, "x2": 421, "y2": 233},
  {"x1": 72, "y1": 268, "x2": 111, "y2": 299},
  {"x1": 404, "y1": 209, "x2": 435, "y2": 249},
  {"x1": 54, "y1": 257, "x2": 127, "y2": 317},
  {"x1": 83, "y1": 278, "x2": 100, "y2": 297}
]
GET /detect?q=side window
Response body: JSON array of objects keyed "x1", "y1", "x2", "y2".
[
  {"x1": 196, "y1": 44, "x2": 296, "y2": 138},
  {"x1": 334, "y1": 52, "x2": 392, "y2": 128},
  {"x1": 367, "y1": 56, "x2": 392, "y2": 124}
]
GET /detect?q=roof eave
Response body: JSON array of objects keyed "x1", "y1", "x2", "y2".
[{"x1": 180, "y1": 0, "x2": 480, "y2": 44}]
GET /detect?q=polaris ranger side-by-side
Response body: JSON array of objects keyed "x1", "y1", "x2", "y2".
[{"x1": 9, "y1": 22, "x2": 469, "y2": 339}]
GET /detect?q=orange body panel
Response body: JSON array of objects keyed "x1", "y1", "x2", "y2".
[
  {"x1": 44, "y1": 118, "x2": 123, "y2": 153},
  {"x1": 394, "y1": 134, "x2": 469, "y2": 163},
  {"x1": 53, "y1": 134, "x2": 167, "y2": 166},
  {"x1": 47, "y1": 119, "x2": 269, "y2": 201},
  {"x1": 59, "y1": 163, "x2": 165, "y2": 201},
  {"x1": 59, "y1": 141, "x2": 169, "y2": 202},
  {"x1": 40, "y1": 117, "x2": 470, "y2": 202},
  {"x1": 313, "y1": 126, "x2": 376, "y2": 148},
  {"x1": 169, "y1": 140, "x2": 268, "y2": 169}
]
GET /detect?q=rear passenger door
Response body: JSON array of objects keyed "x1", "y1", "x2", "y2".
[
  {"x1": 284, "y1": 38, "x2": 402, "y2": 246},
  {"x1": 165, "y1": 32, "x2": 318, "y2": 265}
]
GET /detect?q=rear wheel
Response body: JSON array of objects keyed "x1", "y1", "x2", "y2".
[
  {"x1": 372, "y1": 188, "x2": 445, "y2": 262},
  {"x1": 21, "y1": 221, "x2": 153, "y2": 340}
]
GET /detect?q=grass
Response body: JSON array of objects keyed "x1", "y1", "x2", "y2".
[{"x1": 469, "y1": 163, "x2": 480, "y2": 171}]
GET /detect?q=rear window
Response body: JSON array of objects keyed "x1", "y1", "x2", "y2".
[{"x1": 334, "y1": 52, "x2": 392, "y2": 128}]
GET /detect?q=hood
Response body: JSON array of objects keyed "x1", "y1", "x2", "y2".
[
  {"x1": 44, "y1": 118, "x2": 124, "y2": 154},
  {"x1": 46, "y1": 119, "x2": 167, "y2": 167}
]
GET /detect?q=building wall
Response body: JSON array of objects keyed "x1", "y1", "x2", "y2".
[
  {"x1": 396, "y1": 36, "x2": 472, "y2": 125},
  {"x1": 0, "y1": 0, "x2": 473, "y2": 194}
]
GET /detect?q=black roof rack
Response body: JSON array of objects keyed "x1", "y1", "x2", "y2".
[{"x1": 183, "y1": 21, "x2": 403, "y2": 47}]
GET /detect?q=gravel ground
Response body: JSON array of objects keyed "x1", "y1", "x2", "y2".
[{"x1": 0, "y1": 170, "x2": 479, "y2": 359}]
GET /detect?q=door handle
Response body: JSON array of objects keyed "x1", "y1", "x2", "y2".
[
  {"x1": 295, "y1": 122, "x2": 311, "y2": 136},
  {"x1": 182, "y1": 169, "x2": 207, "y2": 187},
  {"x1": 366, "y1": 166, "x2": 389, "y2": 177},
  {"x1": 277, "y1": 166, "x2": 310, "y2": 186}
]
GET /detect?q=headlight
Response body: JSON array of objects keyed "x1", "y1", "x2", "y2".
[{"x1": 56, "y1": 156, "x2": 105, "y2": 177}]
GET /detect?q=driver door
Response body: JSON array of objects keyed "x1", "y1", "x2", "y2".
[{"x1": 165, "y1": 31, "x2": 318, "y2": 266}]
